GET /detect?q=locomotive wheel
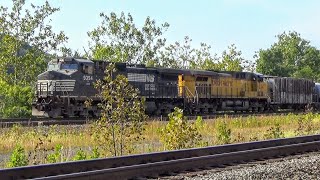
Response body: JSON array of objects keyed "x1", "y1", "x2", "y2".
[
  {"x1": 258, "y1": 107, "x2": 264, "y2": 112},
  {"x1": 47, "y1": 108, "x2": 61, "y2": 118}
]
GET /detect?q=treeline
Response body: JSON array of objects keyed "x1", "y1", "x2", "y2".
[{"x1": 1, "y1": 0, "x2": 320, "y2": 117}]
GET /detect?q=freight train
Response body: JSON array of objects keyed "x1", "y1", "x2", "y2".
[{"x1": 32, "y1": 57, "x2": 320, "y2": 118}]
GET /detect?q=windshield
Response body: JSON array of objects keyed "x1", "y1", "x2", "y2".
[
  {"x1": 61, "y1": 64, "x2": 78, "y2": 70},
  {"x1": 47, "y1": 63, "x2": 59, "y2": 71},
  {"x1": 47, "y1": 63, "x2": 79, "y2": 71}
]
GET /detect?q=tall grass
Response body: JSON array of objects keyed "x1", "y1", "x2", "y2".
[{"x1": 1, "y1": 113, "x2": 320, "y2": 167}]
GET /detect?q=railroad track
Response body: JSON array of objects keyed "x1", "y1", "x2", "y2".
[
  {"x1": 0, "y1": 117, "x2": 89, "y2": 128},
  {"x1": 1, "y1": 134, "x2": 320, "y2": 180},
  {"x1": 0, "y1": 110, "x2": 313, "y2": 127},
  {"x1": 157, "y1": 110, "x2": 308, "y2": 121}
]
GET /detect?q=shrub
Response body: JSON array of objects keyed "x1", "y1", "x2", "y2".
[
  {"x1": 216, "y1": 121, "x2": 231, "y2": 144},
  {"x1": 6, "y1": 145, "x2": 28, "y2": 168},
  {"x1": 0, "y1": 81, "x2": 33, "y2": 118},
  {"x1": 91, "y1": 64, "x2": 147, "y2": 157},
  {"x1": 264, "y1": 123, "x2": 284, "y2": 139},
  {"x1": 295, "y1": 113, "x2": 315, "y2": 136},
  {"x1": 46, "y1": 144, "x2": 63, "y2": 163},
  {"x1": 73, "y1": 149, "x2": 87, "y2": 161},
  {"x1": 89, "y1": 147, "x2": 100, "y2": 159},
  {"x1": 159, "y1": 107, "x2": 204, "y2": 150}
]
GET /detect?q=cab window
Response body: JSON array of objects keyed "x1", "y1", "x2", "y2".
[
  {"x1": 82, "y1": 64, "x2": 94, "y2": 74},
  {"x1": 61, "y1": 64, "x2": 78, "y2": 70}
]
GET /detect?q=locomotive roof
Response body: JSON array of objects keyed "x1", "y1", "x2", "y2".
[
  {"x1": 73, "y1": 58, "x2": 94, "y2": 64},
  {"x1": 156, "y1": 67, "x2": 230, "y2": 77}
]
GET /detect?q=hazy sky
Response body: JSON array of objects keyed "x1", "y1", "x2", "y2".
[{"x1": 2, "y1": 0, "x2": 320, "y2": 60}]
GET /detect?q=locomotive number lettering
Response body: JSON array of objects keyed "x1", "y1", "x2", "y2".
[{"x1": 83, "y1": 75, "x2": 93, "y2": 81}]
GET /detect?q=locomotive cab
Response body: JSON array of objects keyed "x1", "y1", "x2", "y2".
[{"x1": 33, "y1": 57, "x2": 96, "y2": 118}]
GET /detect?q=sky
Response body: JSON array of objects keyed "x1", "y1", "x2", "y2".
[{"x1": 2, "y1": 0, "x2": 320, "y2": 60}]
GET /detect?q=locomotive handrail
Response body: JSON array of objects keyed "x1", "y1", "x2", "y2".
[
  {"x1": 194, "y1": 87, "x2": 199, "y2": 104},
  {"x1": 184, "y1": 86, "x2": 195, "y2": 103}
]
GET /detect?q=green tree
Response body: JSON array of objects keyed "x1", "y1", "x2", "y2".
[
  {"x1": 0, "y1": 0, "x2": 68, "y2": 86},
  {"x1": 159, "y1": 107, "x2": 204, "y2": 150},
  {"x1": 256, "y1": 31, "x2": 320, "y2": 80},
  {"x1": 160, "y1": 39, "x2": 244, "y2": 71},
  {"x1": 0, "y1": 0, "x2": 68, "y2": 117},
  {"x1": 91, "y1": 64, "x2": 147, "y2": 156},
  {"x1": 87, "y1": 12, "x2": 169, "y2": 66},
  {"x1": 159, "y1": 36, "x2": 222, "y2": 70},
  {"x1": 0, "y1": 81, "x2": 33, "y2": 117},
  {"x1": 192, "y1": 43, "x2": 220, "y2": 70},
  {"x1": 218, "y1": 44, "x2": 244, "y2": 71},
  {"x1": 159, "y1": 36, "x2": 196, "y2": 68}
]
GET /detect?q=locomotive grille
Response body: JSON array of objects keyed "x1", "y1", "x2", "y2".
[{"x1": 37, "y1": 80, "x2": 76, "y2": 93}]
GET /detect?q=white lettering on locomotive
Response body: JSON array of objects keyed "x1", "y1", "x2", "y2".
[{"x1": 83, "y1": 75, "x2": 93, "y2": 81}]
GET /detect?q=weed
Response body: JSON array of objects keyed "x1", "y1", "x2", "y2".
[
  {"x1": 6, "y1": 144, "x2": 28, "y2": 168},
  {"x1": 89, "y1": 147, "x2": 100, "y2": 159},
  {"x1": 295, "y1": 117, "x2": 305, "y2": 136},
  {"x1": 233, "y1": 132, "x2": 245, "y2": 143},
  {"x1": 249, "y1": 135, "x2": 259, "y2": 142},
  {"x1": 46, "y1": 144, "x2": 63, "y2": 163},
  {"x1": 73, "y1": 149, "x2": 87, "y2": 161},
  {"x1": 264, "y1": 123, "x2": 284, "y2": 139},
  {"x1": 195, "y1": 116, "x2": 204, "y2": 129},
  {"x1": 159, "y1": 107, "x2": 204, "y2": 150},
  {"x1": 216, "y1": 121, "x2": 231, "y2": 144}
]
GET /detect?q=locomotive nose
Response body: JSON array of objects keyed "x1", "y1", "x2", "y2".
[{"x1": 37, "y1": 70, "x2": 68, "y2": 80}]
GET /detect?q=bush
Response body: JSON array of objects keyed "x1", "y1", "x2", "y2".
[
  {"x1": 216, "y1": 121, "x2": 231, "y2": 144},
  {"x1": 0, "y1": 81, "x2": 33, "y2": 118},
  {"x1": 91, "y1": 64, "x2": 147, "y2": 157},
  {"x1": 46, "y1": 144, "x2": 63, "y2": 163},
  {"x1": 159, "y1": 107, "x2": 204, "y2": 150},
  {"x1": 73, "y1": 149, "x2": 87, "y2": 161},
  {"x1": 264, "y1": 123, "x2": 284, "y2": 139},
  {"x1": 6, "y1": 145, "x2": 28, "y2": 168},
  {"x1": 89, "y1": 147, "x2": 100, "y2": 159},
  {"x1": 295, "y1": 113, "x2": 315, "y2": 136}
]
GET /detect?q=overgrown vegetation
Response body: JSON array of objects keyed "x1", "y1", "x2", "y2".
[
  {"x1": 2, "y1": 113, "x2": 320, "y2": 168},
  {"x1": 89, "y1": 64, "x2": 147, "y2": 156},
  {"x1": 263, "y1": 123, "x2": 284, "y2": 139},
  {"x1": 6, "y1": 145, "x2": 28, "y2": 168},
  {"x1": 216, "y1": 121, "x2": 232, "y2": 144},
  {"x1": 0, "y1": 0, "x2": 68, "y2": 117},
  {"x1": 159, "y1": 107, "x2": 205, "y2": 150}
]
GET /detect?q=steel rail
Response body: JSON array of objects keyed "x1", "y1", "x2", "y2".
[
  {"x1": 0, "y1": 111, "x2": 311, "y2": 127},
  {"x1": 1, "y1": 134, "x2": 320, "y2": 180},
  {"x1": 0, "y1": 117, "x2": 89, "y2": 123},
  {"x1": 0, "y1": 118, "x2": 89, "y2": 128},
  {"x1": 36, "y1": 141, "x2": 320, "y2": 180}
]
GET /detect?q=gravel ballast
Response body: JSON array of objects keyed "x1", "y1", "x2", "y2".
[{"x1": 160, "y1": 152, "x2": 320, "y2": 180}]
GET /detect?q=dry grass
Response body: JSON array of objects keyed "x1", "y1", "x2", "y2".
[{"x1": 1, "y1": 113, "x2": 320, "y2": 155}]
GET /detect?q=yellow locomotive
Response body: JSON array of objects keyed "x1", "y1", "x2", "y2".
[{"x1": 178, "y1": 71, "x2": 269, "y2": 113}]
